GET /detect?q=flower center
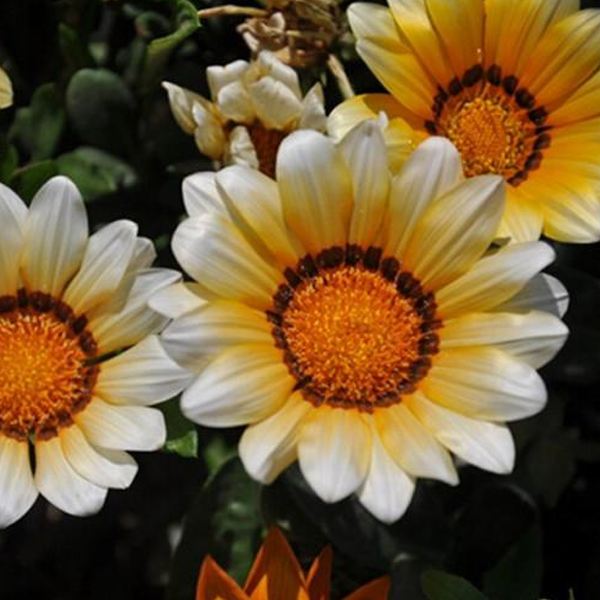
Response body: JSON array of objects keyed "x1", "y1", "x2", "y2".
[
  {"x1": 248, "y1": 123, "x2": 286, "y2": 178},
  {"x1": 0, "y1": 291, "x2": 98, "y2": 441},
  {"x1": 426, "y1": 63, "x2": 552, "y2": 186},
  {"x1": 268, "y1": 246, "x2": 441, "y2": 412}
]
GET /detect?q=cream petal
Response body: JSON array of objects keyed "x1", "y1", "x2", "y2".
[
  {"x1": 239, "y1": 391, "x2": 311, "y2": 484},
  {"x1": 404, "y1": 175, "x2": 505, "y2": 290},
  {"x1": 375, "y1": 404, "x2": 458, "y2": 484},
  {"x1": 89, "y1": 268, "x2": 181, "y2": 354},
  {"x1": 441, "y1": 310, "x2": 569, "y2": 368},
  {"x1": 358, "y1": 430, "x2": 415, "y2": 524},
  {"x1": 63, "y1": 220, "x2": 137, "y2": 315},
  {"x1": 298, "y1": 83, "x2": 326, "y2": 131},
  {"x1": 162, "y1": 81, "x2": 206, "y2": 134},
  {"x1": 96, "y1": 335, "x2": 191, "y2": 405},
  {"x1": 181, "y1": 345, "x2": 294, "y2": 427},
  {"x1": 249, "y1": 76, "x2": 303, "y2": 130},
  {"x1": 192, "y1": 103, "x2": 227, "y2": 159},
  {"x1": 423, "y1": 347, "x2": 547, "y2": 421},
  {"x1": 75, "y1": 398, "x2": 166, "y2": 451},
  {"x1": 0, "y1": 437, "x2": 37, "y2": 528},
  {"x1": 383, "y1": 137, "x2": 463, "y2": 257},
  {"x1": 34, "y1": 437, "x2": 107, "y2": 517},
  {"x1": 436, "y1": 242, "x2": 555, "y2": 318},
  {"x1": 216, "y1": 80, "x2": 256, "y2": 123},
  {"x1": 148, "y1": 282, "x2": 207, "y2": 320},
  {"x1": 256, "y1": 51, "x2": 302, "y2": 100},
  {"x1": 206, "y1": 60, "x2": 249, "y2": 101},
  {"x1": 160, "y1": 301, "x2": 273, "y2": 372},
  {"x1": 171, "y1": 213, "x2": 282, "y2": 309},
  {"x1": 22, "y1": 176, "x2": 88, "y2": 296},
  {"x1": 298, "y1": 408, "x2": 371, "y2": 503},
  {"x1": 277, "y1": 130, "x2": 353, "y2": 254},
  {"x1": 182, "y1": 172, "x2": 229, "y2": 218},
  {"x1": 216, "y1": 166, "x2": 301, "y2": 266},
  {"x1": 130, "y1": 237, "x2": 156, "y2": 270},
  {"x1": 408, "y1": 393, "x2": 515, "y2": 474},
  {"x1": 226, "y1": 126, "x2": 259, "y2": 169},
  {"x1": 0, "y1": 183, "x2": 27, "y2": 296},
  {"x1": 496, "y1": 274, "x2": 569, "y2": 318},
  {"x1": 340, "y1": 120, "x2": 391, "y2": 247},
  {"x1": 0, "y1": 66, "x2": 13, "y2": 109},
  {"x1": 61, "y1": 425, "x2": 138, "y2": 489}
]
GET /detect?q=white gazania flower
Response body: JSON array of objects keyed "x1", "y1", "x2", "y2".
[
  {"x1": 0, "y1": 176, "x2": 190, "y2": 527},
  {"x1": 162, "y1": 51, "x2": 326, "y2": 177},
  {"x1": 153, "y1": 125, "x2": 568, "y2": 523}
]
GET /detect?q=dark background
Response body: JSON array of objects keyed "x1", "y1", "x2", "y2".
[{"x1": 1, "y1": 1, "x2": 600, "y2": 599}]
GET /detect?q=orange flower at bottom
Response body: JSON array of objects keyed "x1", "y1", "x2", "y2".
[{"x1": 196, "y1": 528, "x2": 390, "y2": 600}]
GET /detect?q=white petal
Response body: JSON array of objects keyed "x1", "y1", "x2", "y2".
[
  {"x1": 160, "y1": 300, "x2": 273, "y2": 371},
  {"x1": 256, "y1": 51, "x2": 302, "y2": 99},
  {"x1": 423, "y1": 347, "x2": 547, "y2": 421},
  {"x1": 34, "y1": 437, "x2": 107, "y2": 517},
  {"x1": 0, "y1": 183, "x2": 27, "y2": 296},
  {"x1": 129, "y1": 237, "x2": 156, "y2": 270},
  {"x1": 409, "y1": 393, "x2": 515, "y2": 475},
  {"x1": 0, "y1": 437, "x2": 37, "y2": 528},
  {"x1": 207, "y1": 60, "x2": 249, "y2": 101},
  {"x1": 340, "y1": 120, "x2": 391, "y2": 247},
  {"x1": 496, "y1": 274, "x2": 569, "y2": 318},
  {"x1": 182, "y1": 172, "x2": 229, "y2": 218},
  {"x1": 148, "y1": 282, "x2": 207, "y2": 320},
  {"x1": 383, "y1": 137, "x2": 463, "y2": 257},
  {"x1": 61, "y1": 425, "x2": 138, "y2": 489},
  {"x1": 375, "y1": 404, "x2": 458, "y2": 485},
  {"x1": 162, "y1": 81, "x2": 206, "y2": 134},
  {"x1": 63, "y1": 220, "x2": 137, "y2": 315},
  {"x1": 192, "y1": 103, "x2": 227, "y2": 159},
  {"x1": 89, "y1": 268, "x2": 181, "y2": 354},
  {"x1": 22, "y1": 176, "x2": 88, "y2": 296},
  {"x1": 96, "y1": 335, "x2": 191, "y2": 406},
  {"x1": 216, "y1": 80, "x2": 256, "y2": 123},
  {"x1": 441, "y1": 310, "x2": 569, "y2": 368},
  {"x1": 277, "y1": 130, "x2": 352, "y2": 254},
  {"x1": 216, "y1": 165, "x2": 300, "y2": 266},
  {"x1": 181, "y1": 345, "x2": 294, "y2": 427},
  {"x1": 404, "y1": 175, "x2": 505, "y2": 290},
  {"x1": 171, "y1": 213, "x2": 282, "y2": 309},
  {"x1": 298, "y1": 83, "x2": 326, "y2": 131},
  {"x1": 358, "y1": 430, "x2": 415, "y2": 524},
  {"x1": 75, "y1": 398, "x2": 166, "y2": 451},
  {"x1": 239, "y1": 391, "x2": 311, "y2": 484},
  {"x1": 436, "y1": 242, "x2": 556, "y2": 318},
  {"x1": 226, "y1": 126, "x2": 259, "y2": 169},
  {"x1": 248, "y1": 76, "x2": 303, "y2": 129},
  {"x1": 298, "y1": 408, "x2": 372, "y2": 503}
]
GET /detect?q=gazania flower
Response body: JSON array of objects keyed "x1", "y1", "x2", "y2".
[
  {"x1": 0, "y1": 176, "x2": 190, "y2": 527},
  {"x1": 154, "y1": 125, "x2": 568, "y2": 522},
  {"x1": 163, "y1": 51, "x2": 325, "y2": 177},
  {"x1": 329, "y1": 0, "x2": 600, "y2": 243},
  {"x1": 196, "y1": 527, "x2": 390, "y2": 600}
]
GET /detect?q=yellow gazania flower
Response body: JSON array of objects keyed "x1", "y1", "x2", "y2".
[
  {"x1": 329, "y1": 0, "x2": 600, "y2": 243},
  {"x1": 153, "y1": 125, "x2": 568, "y2": 522},
  {"x1": 0, "y1": 176, "x2": 190, "y2": 527},
  {"x1": 196, "y1": 527, "x2": 390, "y2": 600},
  {"x1": 163, "y1": 51, "x2": 325, "y2": 177}
]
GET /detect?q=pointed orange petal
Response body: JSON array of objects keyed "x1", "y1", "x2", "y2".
[
  {"x1": 196, "y1": 555, "x2": 250, "y2": 600},
  {"x1": 244, "y1": 528, "x2": 310, "y2": 600},
  {"x1": 342, "y1": 576, "x2": 391, "y2": 600},
  {"x1": 306, "y1": 546, "x2": 332, "y2": 600}
]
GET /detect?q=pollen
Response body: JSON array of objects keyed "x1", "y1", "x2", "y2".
[
  {"x1": 445, "y1": 97, "x2": 526, "y2": 178},
  {"x1": 0, "y1": 292, "x2": 98, "y2": 441},
  {"x1": 269, "y1": 247, "x2": 440, "y2": 412},
  {"x1": 248, "y1": 123, "x2": 286, "y2": 178}
]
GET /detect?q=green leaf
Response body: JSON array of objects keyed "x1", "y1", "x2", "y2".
[
  {"x1": 0, "y1": 139, "x2": 18, "y2": 183},
  {"x1": 55, "y1": 146, "x2": 138, "y2": 201},
  {"x1": 58, "y1": 23, "x2": 95, "y2": 73},
  {"x1": 66, "y1": 69, "x2": 136, "y2": 156},
  {"x1": 141, "y1": 0, "x2": 200, "y2": 89},
  {"x1": 483, "y1": 524, "x2": 542, "y2": 600},
  {"x1": 10, "y1": 83, "x2": 66, "y2": 161},
  {"x1": 159, "y1": 397, "x2": 198, "y2": 459},
  {"x1": 167, "y1": 458, "x2": 262, "y2": 600},
  {"x1": 10, "y1": 160, "x2": 58, "y2": 202},
  {"x1": 422, "y1": 571, "x2": 490, "y2": 600}
]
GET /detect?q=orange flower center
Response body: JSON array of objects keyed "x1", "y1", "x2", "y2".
[
  {"x1": 248, "y1": 122, "x2": 286, "y2": 178},
  {"x1": 426, "y1": 63, "x2": 552, "y2": 187},
  {"x1": 0, "y1": 291, "x2": 98, "y2": 441},
  {"x1": 268, "y1": 246, "x2": 441, "y2": 412}
]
